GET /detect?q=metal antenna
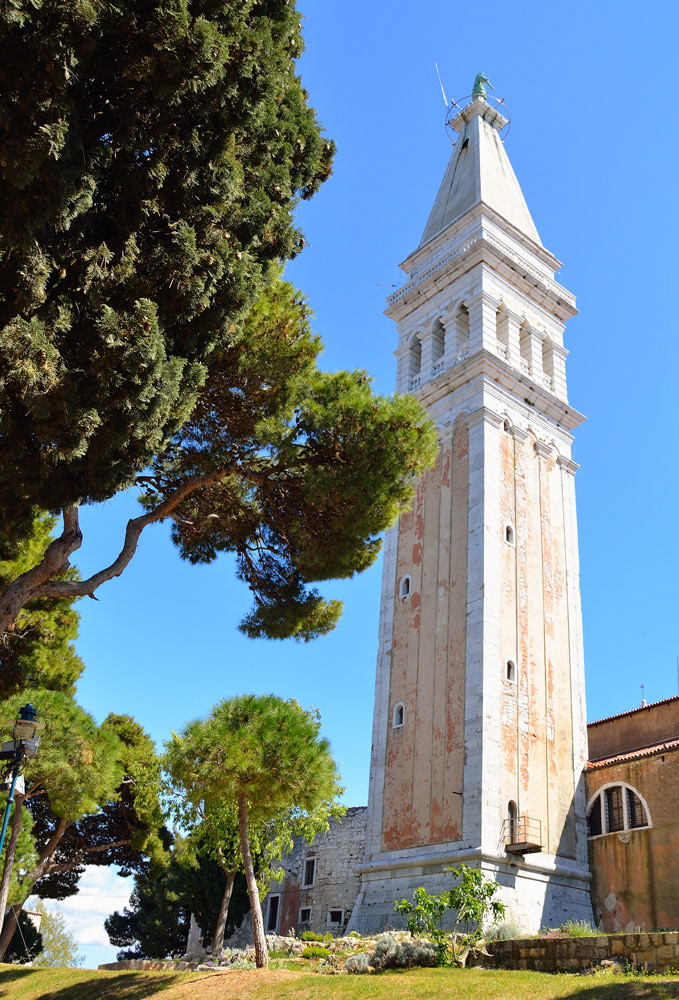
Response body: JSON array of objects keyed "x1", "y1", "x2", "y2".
[
  {"x1": 434, "y1": 62, "x2": 449, "y2": 108},
  {"x1": 676, "y1": 656, "x2": 678, "y2": 696},
  {"x1": 641, "y1": 682, "x2": 646, "y2": 706}
]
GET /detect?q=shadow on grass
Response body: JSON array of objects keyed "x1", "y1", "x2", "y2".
[
  {"x1": 0, "y1": 966, "x2": 34, "y2": 983},
  {"x1": 6, "y1": 971, "x2": 182, "y2": 1000},
  {"x1": 529, "y1": 975, "x2": 679, "y2": 999}
]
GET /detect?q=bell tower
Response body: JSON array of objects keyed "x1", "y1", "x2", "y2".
[{"x1": 350, "y1": 85, "x2": 593, "y2": 932}]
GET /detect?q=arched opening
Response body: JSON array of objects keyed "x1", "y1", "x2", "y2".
[
  {"x1": 505, "y1": 524, "x2": 515, "y2": 545},
  {"x1": 541, "y1": 337, "x2": 554, "y2": 388},
  {"x1": 587, "y1": 783, "x2": 651, "y2": 837},
  {"x1": 508, "y1": 800, "x2": 518, "y2": 842},
  {"x1": 407, "y1": 336, "x2": 422, "y2": 386},
  {"x1": 431, "y1": 319, "x2": 445, "y2": 368},
  {"x1": 392, "y1": 702, "x2": 405, "y2": 728},
  {"x1": 399, "y1": 575, "x2": 411, "y2": 599},
  {"x1": 506, "y1": 660, "x2": 516, "y2": 682}
]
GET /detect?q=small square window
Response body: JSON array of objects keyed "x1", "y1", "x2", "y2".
[
  {"x1": 299, "y1": 907, "x2": 311, "y2": 923},
  {"x1": 328, "y1": 909, "x2": 343, "y2": 924},
  {"x1": 303, "y1": 858, "x2": 316, "y2": 887}
]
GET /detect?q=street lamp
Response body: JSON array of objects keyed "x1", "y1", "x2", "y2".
[{"x1": 0, "y1": 704, "x2": 44, "y2": 856}]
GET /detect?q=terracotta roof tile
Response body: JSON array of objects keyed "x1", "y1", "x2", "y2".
[
  {"x1": 587, "y1": 695, "x2": 679, "y2": 728},
  {"x1": 587, "y1": 737, "x2": 679, "y2": 769}
]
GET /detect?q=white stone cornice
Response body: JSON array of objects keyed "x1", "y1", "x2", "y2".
[
  {"x1": 466, "y1": 406, "x2": 504, "y2": 430},
  {"x1": 557, "y1": 455, "x2": 580, "y2": 476},
  {"x1": 511, "y1": 426, "x2": 531, "y2": 443},
  {"x1": 533, "y1": 440, "x2": 553, "y2": 458},
  {"x1": 416, "y1": 348, "x2": 586, "y2": 432}
]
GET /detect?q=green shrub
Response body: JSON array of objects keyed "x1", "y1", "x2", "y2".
[
  {"x1": 484, "y1": 919, "x2": 525, "y2": 941},
  {"x1": 302, "y1": 945, "x2": 331, "y2": 959},
  {"x1": 345, "y1": 952, "x2": 371, "y2": 974},
  {"x1": 301, "y1": 930, "x2": 333, "y2": 942},
  {"x1": 394, "y1": 864, "x2": 506, "y2": 965},
  {"x1": 367, "y1": 933, "x2": 437, "y2": 971}
]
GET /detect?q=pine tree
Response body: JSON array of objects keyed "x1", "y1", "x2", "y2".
[
  {"x1": 0, "y1": 0, "x2": 334, "y2": 548},
  {"x1": 0, "y1": 274, "x2": 437, "y2": 639},
  {"x1": 164, "y1": 694, "x2": 343, "y2": 969}
]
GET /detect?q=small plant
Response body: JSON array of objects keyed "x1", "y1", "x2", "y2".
[
  {"x1": 367, "y1": 933, "x2": 437, "y2": 971},
  {"x1": 345, "y1": 952, "x2": 371, "y2": 974},
  {"x1": 347, "y1": 929, "x2": 362, "y2": 938},
  {"x1": 395, "y1": 864, "x2": 506, "y2": 965},
  {"x1": 302, "y1": 945, "x2": 331, "y2": 959},
  {"x1": 538, "y1": 920, "x2": 600, "y2": 939},
  {"x1": 484, "y1": 918, "x2": 525, "y2": 941},
  {"x1": 301, "y1": 930, "x2": 333, "y2": 942}
]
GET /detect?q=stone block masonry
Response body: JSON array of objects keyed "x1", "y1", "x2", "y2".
[{"x1": 486, "y1": 932, "x2": 679, "y2": 973}]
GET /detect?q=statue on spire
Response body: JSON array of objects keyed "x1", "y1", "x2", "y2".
[{"x1": 472, "y1": 73, "x2": 494, "y2": 99}]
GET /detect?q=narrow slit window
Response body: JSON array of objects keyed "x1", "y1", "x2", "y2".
[
  {"x1": 506, "y1": 660, "x2": 516, "y2": 682},
  {"x1": 393, "y1": 702, "x2": 405, "y2": 728},
  {"x1": 505, "y1": 524, "x2": 515, "y2": 545},
  {"x1": 399, "y1": 575, "x2": 411, "y2": 599},
  {"x1": 303, "y1": 857, "x2": 316, "y2": 887}
]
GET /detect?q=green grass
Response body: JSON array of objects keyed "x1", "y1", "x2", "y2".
[{"x1": 2, "y1": 964, "x2": 679, "y2": 1000}]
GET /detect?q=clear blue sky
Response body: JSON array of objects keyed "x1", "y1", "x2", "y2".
[{"x1": 64, "y1": 1, "x2": 677, "y2": 960}]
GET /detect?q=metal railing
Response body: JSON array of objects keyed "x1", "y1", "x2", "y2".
[{"x1": 501, "y1": 815, "x2": 543, "y2": 854}]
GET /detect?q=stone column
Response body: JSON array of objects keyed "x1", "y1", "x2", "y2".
[
  {"x1": 467, "y1": 291, "x2": 501, "y2": 356},
  {"x1": 557, "y1": 454, "x2": 589, "y2": 868},
  {"x1": 505, "y1": 309, "x2": 523, "y2": 369},
  {"x1": 463, "y1": 405, "x2": 504, "y2": 854},
  {"x1": 551, "y1": 344, "x2": 568, "y2": 401}
]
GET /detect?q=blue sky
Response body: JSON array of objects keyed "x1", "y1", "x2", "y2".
[{"x1": 52, "y1": 0, "x2": 678, "y2": 966}]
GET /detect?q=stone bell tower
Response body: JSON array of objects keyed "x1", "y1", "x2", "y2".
[{"x1": 349, "y1": 83, "x2": 593, "y2": 933}]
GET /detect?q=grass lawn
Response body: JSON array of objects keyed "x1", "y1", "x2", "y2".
[{"x1": 3, "y1": 965, "x2": 679, "y2": 1000}]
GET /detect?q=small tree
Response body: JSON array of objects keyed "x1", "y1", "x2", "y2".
[
  {"x1": 30, "y1": 902, "x2": 84, "y2": 968},
  {"x1": 395, "y1": 864, "x2": 506, "y2": 966},
  {"x1": 164, "y1": 694, "x2": 343, "y2": 968},
  {"x1": 0, "y1": 693, "x2": 163, "y2": 958}
]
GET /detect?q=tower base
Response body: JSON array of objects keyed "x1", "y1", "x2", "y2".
[{"x1": 346, "y1": 848, "x2": 593, "y2": 936}]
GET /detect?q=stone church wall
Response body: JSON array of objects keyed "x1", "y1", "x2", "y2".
[{"x1": 258, "y1": 807, "x2": 367, "y2": 939}]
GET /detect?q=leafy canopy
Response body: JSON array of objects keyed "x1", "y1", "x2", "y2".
[
  {"x1": 0, "y1": 0, "x2": 334, "y2": 547},
  {"x1": 164, "y1": 694, "x2": 342, "y2": 824},
  {"x1": 144, "y1": 274, "x2": 438, "y2": 640}
]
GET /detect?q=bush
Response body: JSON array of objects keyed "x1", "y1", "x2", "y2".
[
  {"x1": 301, "y1": 930, "x2": 333, "y2": 942},
  {"x1": 302, "y1": 945, "x2": 331, "y2": 959},
  {"x1": 539, "y1": 920, "x2": 600, "y2": 939},
  {"x1": 368, "y1": 933, "x2": 437, "y2": 971},
  {"x1": 345, "y1": 952, "x2": 371, "y2": 974},
  {"x1": 484, "y1": 919, "x2": 525, "y2": 941}
]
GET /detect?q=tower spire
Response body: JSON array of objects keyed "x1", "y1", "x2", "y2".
[{"x1": 420, "y1": 87, "x2": 541, "y2": 248}]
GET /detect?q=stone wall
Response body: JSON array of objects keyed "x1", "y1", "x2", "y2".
[
  {"x1": 487, "y1": 932, "x2": 679, "y2": 972},
  {"x1": 226, "y1": 807, "x2": 367, "y2": 944}
]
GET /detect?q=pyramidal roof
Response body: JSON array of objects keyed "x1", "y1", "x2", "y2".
[{"x1": 420, "y1": 95, "x2": 541, "y2": 248}]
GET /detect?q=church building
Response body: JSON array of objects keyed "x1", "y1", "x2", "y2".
[{"x1": 248, "y1": 81, "x2": 678, "y2": 942}]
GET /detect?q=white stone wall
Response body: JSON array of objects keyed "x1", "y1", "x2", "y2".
[{"x1": 261, "y1": 807, "x2": 367, "y2": 938}]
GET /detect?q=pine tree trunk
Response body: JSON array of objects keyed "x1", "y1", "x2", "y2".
[
  {"x1": 211, "y1": 869, "x2": 236, "y2": 957},
  {"x1": 0, "y1": 793, "x2": 25, "y2": 959},
  {"x1": 238, "y1": 790, "x2": 268, "y2": 969}
]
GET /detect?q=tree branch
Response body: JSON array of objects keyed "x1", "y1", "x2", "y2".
[{"x1": 0, "y1": 465, "x2": 238, "y2": 633}]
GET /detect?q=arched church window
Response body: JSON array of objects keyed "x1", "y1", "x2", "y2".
[
  {"x1": 392, "y1": 702, "x2": 405, "y2": 728},
  {"x1": 399, "y1": 575, "x2": 411, "y2": 599},
  {"x1": 505, "y1": 524, "x2": 515, "y2": 545},
  {"x1": 506, "y1": 660, "x2": 516, "y2": 683},
  {"x1": 408, "y1": 336, "x2": 422, "y2": 381},
  {"x1": 587, "y1": 783, "x2": 650, "y2": 837},
  {"x1": 431, "y1": 319, "x2": 445, "y2": 367},
  {"x1": 508, "y1": 800, "x2": 518, "y2": 842}
]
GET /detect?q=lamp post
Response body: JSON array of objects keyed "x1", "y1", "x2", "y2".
[{"x1": 0, "y1": 704, "x2": 44, "y2": 857}]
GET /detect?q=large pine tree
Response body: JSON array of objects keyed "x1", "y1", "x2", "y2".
[{"x1": 0, "y1": 0, "x2": 334, "y2": 548}]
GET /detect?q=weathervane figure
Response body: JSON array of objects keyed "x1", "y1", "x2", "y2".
[{"x1": 472, "y1": 72, "x2": 494, "y2": 99}]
